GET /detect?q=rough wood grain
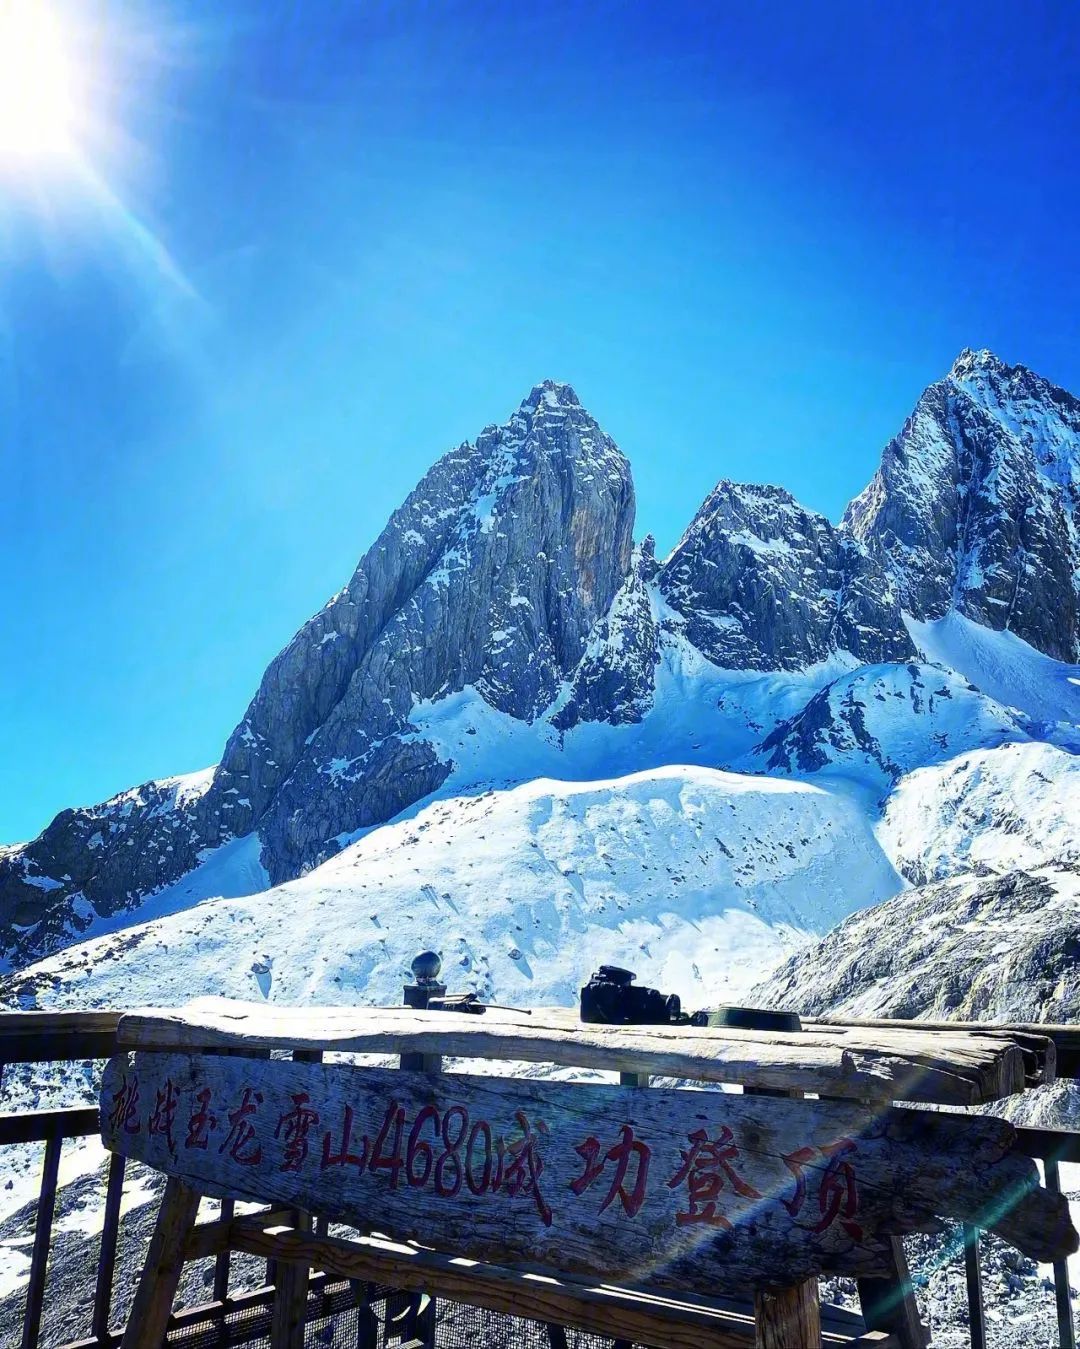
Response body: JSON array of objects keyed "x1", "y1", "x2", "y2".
[
  {"x1": 118, "y1": 1176, "x2": 200, "y2": 1349},
  {"x1": 270, "y1": 1211, "x2": 311, "y2": 1349},
  {"x1": 115, "y1": 1000, "x2": 1030, "y2": 1105},
  {"x1": 803, "y1": 1018, "x2": 1056, "y2": 1087},
  {"x1": 100, "y1": 1051, "x2": 1075, "y2": 1298},
  {"x1": 856, "y1": 1239, "x2": 926, "y2": 1349},
  {"x1": 755, "y1": 1280, "x2": 821, "y2": 1348}
]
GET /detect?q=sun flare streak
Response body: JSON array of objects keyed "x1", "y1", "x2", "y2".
[{"x1": 0, "y1": 0, "x2": 198, "y2": 301}]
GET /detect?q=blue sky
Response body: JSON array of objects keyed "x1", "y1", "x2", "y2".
[{"x1": 3, "y1": 0, "x2": 1080, "y2": 842}]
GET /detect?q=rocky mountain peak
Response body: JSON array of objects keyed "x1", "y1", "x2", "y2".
[
  {"x1": 4, "y1": 358, "x2": 1079, "y2": 973},
  {"x1": 845, "y1": 351, "x2": 1080, "y2": 661},
  {"x1": 656, "y1": 478, "x2": 913, "y2": 670},
  {"x1": 0, "y1": 383, "x2": 637, "y2": 954}
]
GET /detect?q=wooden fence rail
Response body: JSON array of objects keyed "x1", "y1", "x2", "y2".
[{"x1": 0, "y1": 1006, "x2": 1078, "y2": 1348}]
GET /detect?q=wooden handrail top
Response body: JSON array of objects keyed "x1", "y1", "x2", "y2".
[{"x1": 111, "y1": 996, "x2": 1049, "y2": 1105}]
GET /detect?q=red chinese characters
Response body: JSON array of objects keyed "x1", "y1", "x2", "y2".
[
  {"x1": 148, "y1": 1078, "x2": 179, "y2": 1157},
  {"x1": 218, "y1": 1086, "x2": 264, "y2": 1166},
  {"x1": 783, "y1": 1139, "x2": 862, "y2": 1240},
  {"x1": 321, "y1": 1103, "x2": 368, "y2": 1172},
  {"x1": 275, "y1": 1092, "x2": 321, "y2": 1172},
  {"x1": 500, "y1": 1110, "x2": 553, "y2": 1226},
  {"x1": 185, "y1": 1087, "x2": 217, "y2": 1150},
  {"x1": 570, "y1": 1124, "x2": 651, "y2": 1219},
  {"x1": 107, "y1": 1073, "x2": 141, "y2": 1136},
  {"x1": 666, "y1": 1126, "x2": 761, "y2": 1228},
  {"x1": 318, "y1": 1097, "x2": 553, "y2": 1225}
]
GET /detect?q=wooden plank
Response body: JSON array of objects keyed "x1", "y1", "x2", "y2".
[
  {"x1": 118, "y1": 1177, "x2": 200, "y2": 1349},
  {"x1": 0, "y1": 1010, "x2": 122, "y2": 1065},
  {"x1": 754, "y1": 1281, "x2": 821, "y2": 1348},
  {"x1": 185, "y1": 1204, "x2": 294, "y2": 1259},
  {"x1": 0, "y1": 1107, "x2": 99, "y2": 1147},
  {"x1": 100, "y1": 1051, "x2": 1075, "y2": 1298},
  {"x1": 116, "y1": 1000, "x2": 1029, "y2": 1105},
  {"x1": 1013, "y1": 1126, "x2": 1080, "y2": 1164},
  {"x1": 804, "y1": 1018, "x2": 1056, "y2": 1086}
]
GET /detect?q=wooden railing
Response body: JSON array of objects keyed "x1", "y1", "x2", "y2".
[{"x1": 2, "y1": 1008, "x2": 1078, "y2": 1349}]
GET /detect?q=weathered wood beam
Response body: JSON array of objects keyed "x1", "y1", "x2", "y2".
[
  {"x1": 0, "y1": 1106, "x2": 98, "y2": 1146},
  {"x1": 185, "y1": 1205, "x2": 295, "y2": 1259},
  {"x1": 21, "y1": 1131, "x2": 62, "y2": 1349},
  {"x1": 91, "y1": 1152, "x2": 126, "y2": 1343},
  {"x1": 101, "y1": 1050, "x2": 1077, "y2": 1296},
  {"x1": 0, "y1": 1010, "x2": 123, "y2": 1065},
  {"x1": 116, "y1": 1001, "x2": 1030, "y2": 1105},
  {"x1": 804, "y1": 1018, "x2": 1057, "y2": 1086}
]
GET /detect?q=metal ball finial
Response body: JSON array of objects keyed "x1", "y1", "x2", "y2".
[{"x1": 411, "y1": 950, "x2": 442, "y2": 984}]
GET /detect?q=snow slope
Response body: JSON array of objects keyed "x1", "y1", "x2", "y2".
[
  {"x1": 907, "y1": 610, "x2": 1080, "y2": 746},
  {"x1": 2, "y1": 765, "x2": 902, "y2": 1015},
  {"x1": 878, "y1": 741, "x2": 1080, "y2": 884},
  {"x1": 0, "y1": 831, "x2": 267, "y2": 978}
]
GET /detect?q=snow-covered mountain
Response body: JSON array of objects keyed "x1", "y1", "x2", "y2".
[
  {"x1": 1, "y1": 766, "x2": 902, "y2": 1013},
  {"x1": 845, "y1": 348, "x2": 1080, "y2": 663},
  {"x1": 3, "y1": 352, "x2": 1080, "y2": 1011}
]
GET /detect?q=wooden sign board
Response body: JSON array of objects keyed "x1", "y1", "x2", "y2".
[{"x1": 100, "y1": 1051, "x2": 1075, "y2": 1296}]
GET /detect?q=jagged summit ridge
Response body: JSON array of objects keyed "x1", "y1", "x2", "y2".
[
  {"x1": 519, "y1": 378, "x2": 583, "y2": 410},
  {"x1": 0, "y1": 384, "x2": 635, "y2": 952}
]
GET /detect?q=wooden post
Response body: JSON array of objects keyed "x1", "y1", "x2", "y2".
[
  {"x1": 21, "y1": 1130, "x2": 62, "y2": 1349},
  {"x1": 715, "y1": 1005, "x2": 823, "y2": 1349},
  {"x1": 754, "y1": 1281, "x2": 821, "y2": 1348},
  {"x1": 119, "y1": 1177, "x2": 201, "y2": 1349},
  {"x1": 961, "y1": 1225, "x2": 987, "y2": 1349},
  {"x1": 857, "y1": 1237, "x2": 927, "y2": 1348},
  {"x1": 398, "y1": 951, "x2": 446, "y2": 1349},
  {"x1": 270, "y1": 1213, "x2": 313, "y2": 1349},
  {"x1": 1045, "y1": 1158, "x2": 1076, "y2": 1349},
  {"x1": 91, "y1": 1151, "x2": 126, "y2": 1342}
]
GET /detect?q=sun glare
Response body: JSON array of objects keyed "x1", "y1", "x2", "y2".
[{"x1": 0, "y1": 0, "x2": 80, "y2": 161}]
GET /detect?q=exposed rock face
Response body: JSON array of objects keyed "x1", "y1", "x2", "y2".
[
  {"x1": 0, "y1": 772, "x2": 219, "y2": 940},
  {"x1": 845, "y1": 349, "x2": 1080, "y2": 662},
  {"x1": 751, "y1": 863, "x2": 1080, "y2": 1023},
  {"x1": 658, "y1": 481, "x2": 915, "y2": 670},
  {"x1": 551, "y1": 537, "x2": 660, "y2": 731},
  {"x1": 233, "y1": 379, "x2": 635, "y2": 881}
]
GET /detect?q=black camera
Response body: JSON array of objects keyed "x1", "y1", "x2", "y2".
[{"x1": 579, "y1": 965, "x2": 685, "y2": 1025}]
